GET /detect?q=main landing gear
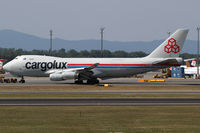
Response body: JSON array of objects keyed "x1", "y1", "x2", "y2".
[
  {"x1": 74, "y1": 79, "x2": 99, "y2": 84},
  {"x1": 19, "y1": 76, "x2": 25, "y2": 83},
  {"x1": 86, "y1": 79, "x2": 99, "y2": 84},
  {"x1": 74, "y1": 80, "x2": 83, "y2": 84}
]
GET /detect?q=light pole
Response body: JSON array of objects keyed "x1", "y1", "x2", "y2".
[
  {"x1": 49, "y1": 29, "x2": 53, "y2": 54},
  {"x1": 100, "y1": 27, "x2": 105, "y2": 57},
  {"x1": 197, "y1": 27, "x2": 200, "y2": 79},
  {"x1": 167, "y1": 32, "x2": 171, "y2": 37}
]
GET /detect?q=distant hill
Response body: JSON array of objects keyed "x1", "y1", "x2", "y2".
[{"x1": 0, "y1": 29, "x2": 197, "y2": 53}]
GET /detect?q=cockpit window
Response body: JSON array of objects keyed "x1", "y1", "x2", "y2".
[{"x1": 15, "y1": 57, "x2": 18, "y2": 59}]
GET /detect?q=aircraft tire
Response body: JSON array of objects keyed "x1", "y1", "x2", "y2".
[
  {"x1": 19, "y1": 80, "x2": 25, "y2": 83},
  {"x1": 75, "y1": 80, "x2": 83, "y2": 84},
  {"x1": 87, "y1": 79, "x2": 99, "y2": 84}
]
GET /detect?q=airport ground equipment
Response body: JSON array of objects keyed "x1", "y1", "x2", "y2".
[
  {"x1": 0, "y1": 71, "x2": 5, "y2": 74},
  {"x1": 138, "y1": 79, "x2": 165, "y2": 82},
  {"x1": 152, "y1": 74, "x2": 168, "y2": 79},
  {"x1": 0, "y1": 76, "x2": 17, "y2": 83},
  {"x1": 171, "y1": 67, "x2": 185, "y2": 78},
  {"x1": 153, "y1": 68, "x2": 171, "y2": 79}
]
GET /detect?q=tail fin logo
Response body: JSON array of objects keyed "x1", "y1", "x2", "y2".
[{"x1": 164, "y1": 38, "x2": 180, "y2": 54}]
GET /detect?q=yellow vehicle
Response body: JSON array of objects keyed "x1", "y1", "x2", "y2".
[{"x1": 0, "y1": 77, "x2": 17, "y2": 83}]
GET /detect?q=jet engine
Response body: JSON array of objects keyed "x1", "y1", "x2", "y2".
[{"x1": 50, "y1": 71, "x2": 78, "y2": 81}]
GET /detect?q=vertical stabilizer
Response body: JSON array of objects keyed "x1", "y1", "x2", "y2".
[
  {"x1": 0, "y1": 59, "x2": 4, "y2": 70},
  {"x1": 147, "y1": 29, "x2": 189, "y2": 58},
  {"x1": 191, "y1": 58, "x2": 197, "y2": 67},
  {"x1": 185, "y1": 61, "x2": 191, "y2": 67}
]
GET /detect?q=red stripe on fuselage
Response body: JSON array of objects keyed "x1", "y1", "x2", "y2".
[{"x1": 68, "y1": 64, "x2": 180, "y2": 66}]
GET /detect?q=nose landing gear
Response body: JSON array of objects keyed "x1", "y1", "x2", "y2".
[{"x1": 19, "y1": 76, "x2": 25, "y2": 83}]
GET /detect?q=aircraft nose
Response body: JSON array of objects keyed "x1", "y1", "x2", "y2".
[{"x1": 3, "y1": 63, "x2": 11, "y2": 72}]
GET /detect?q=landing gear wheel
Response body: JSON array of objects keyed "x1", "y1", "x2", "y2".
[
  {"x1": 75, "y1": 80, "x2": 83, "y2": 84},
  {"x1": 87, "y1": 79, "x2": 99, "y2": 84},
  {"x1": 19, "y1": 76, "x2": 25, "y2": 83}
]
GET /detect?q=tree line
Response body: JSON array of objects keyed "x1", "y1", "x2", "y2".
[{"x1": 0, "y1": 48, "x2": 197, "y2": 62}]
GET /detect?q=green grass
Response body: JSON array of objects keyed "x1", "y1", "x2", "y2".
[
  {"x1": 0, "y1": 106, "x2": 200, "y2": 133},
  {"x1": 0, "y1": 85, "x2": 200, "y2": 132}
]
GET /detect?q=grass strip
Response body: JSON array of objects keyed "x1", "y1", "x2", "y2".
[{"x1": 0, "y1": 106, "x2": 200, "y2": 133}]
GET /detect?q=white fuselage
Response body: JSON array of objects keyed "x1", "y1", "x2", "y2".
[
  {"x1": 184, "y1": 67, "x2": 200, "y2": 75},
  {"x1": 3, "y1": 55, "x2": 181, "y2": 79}
]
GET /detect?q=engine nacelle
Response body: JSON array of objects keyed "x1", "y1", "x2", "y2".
[{"x1": 50, "y1": 71, "x2": 78, "y2": 81}]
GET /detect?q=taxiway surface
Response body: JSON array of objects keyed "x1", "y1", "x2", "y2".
[
  {"x1": 2, "y1": 77, "x2": 200, "y2": 86},
  {"x1": 0, "y1": 98, "x2": 200, "y2": 106},
  {"x1": 2, "y1": 72, "x2": 200, "y2": 86},
  {"x1": 1, "y1": 90, "x2": 200, "y2": 94}
]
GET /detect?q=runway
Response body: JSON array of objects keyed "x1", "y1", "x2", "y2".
[
  {"x1": 25, "y1": 77, "x2": 200, "y2": 85},
  {"x1": 1, "y1": 98, "x2": 200, "y2": 106},
  {"x1": 1, "y1": 90, "x2": 200, "y2": 94}
]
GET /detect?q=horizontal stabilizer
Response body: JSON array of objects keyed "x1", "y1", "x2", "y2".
[{"x1": 153, "y1": 58, "x2": 182, "y2": 65}]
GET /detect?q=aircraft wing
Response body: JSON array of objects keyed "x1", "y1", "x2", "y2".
[
  {"x1": 77, "y1": 63, "x2": 99, "y2": 71},
  {"x1": 45, "y1": 63, "x2": 99, "y2": 74},
  {"x1": 47, "y1": 63, "x2": 100, "y2": 81},
  {"x1": 152, "y1": 58, "x2": 182, "y2": 65},
  {"x1": 184, "y1": 58, "x2": 197, "y2": 61}
]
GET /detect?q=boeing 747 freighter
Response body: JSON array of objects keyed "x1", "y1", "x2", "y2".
[{"x1": 3, "y1": 29, "x2": 189, "y2": 84}]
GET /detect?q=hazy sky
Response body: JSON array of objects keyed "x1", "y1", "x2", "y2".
[{"x1": 0, "y1": 0, "x2": 199, "y2": 41}]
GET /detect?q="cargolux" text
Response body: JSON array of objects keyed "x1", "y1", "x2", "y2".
[{"x1": 25, "y1": 60, "x2": 67, "y2": 71}]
